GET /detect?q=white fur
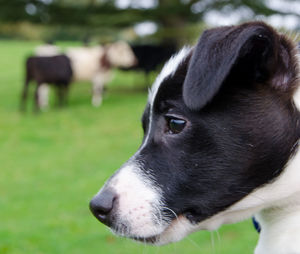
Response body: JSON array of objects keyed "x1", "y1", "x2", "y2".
[
  {"x1": 255, "y1": 198, "x2": 300, "y2": 254},
  {"x1": 148, "y1": 47, "x2": 191, "y2": 105},
  {"x1": 293, "y1": 84, "x2": 300, "y2": 110},
  {"x1": 98, "y1": 163, "x2": 166, "y2": 238},
  {"x1": 156, "y1": 216, "x2": 197, "y2": 244}
]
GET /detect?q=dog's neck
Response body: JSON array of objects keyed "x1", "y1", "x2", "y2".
[
  {"x1": 254, "y1": 87, "x2": 300, "y2": 254},
  {"x1": 255, "y1": 197, "x2": 300, "y2": 254}
]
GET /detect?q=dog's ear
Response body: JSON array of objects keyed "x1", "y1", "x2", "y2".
[{"x1": 183, "y1": 22, "x2": 295, "y2": 110}]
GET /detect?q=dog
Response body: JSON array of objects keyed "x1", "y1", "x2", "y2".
[{"x1": 90, "y1": 21, "x2": 300, "y2": 254}]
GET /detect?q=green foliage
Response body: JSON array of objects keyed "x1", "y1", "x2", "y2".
[
  {"x1": 0, "y1": 39, "x2": 258, "y2": 253},
  {"x1": 1, "y1": 0, "x2": 299, "y2": 27},
  {"x1": 0, "y1": 0, "x2": 299, "y2": 41}
]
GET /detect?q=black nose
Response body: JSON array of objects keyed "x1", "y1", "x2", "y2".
[{"x1": 89, "y1": 188, "x2": 117, "y2": 227}]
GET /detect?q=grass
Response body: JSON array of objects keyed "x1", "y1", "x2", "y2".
[{"x1": 0, "y1": 39, "x2": 258, "y2": 254}]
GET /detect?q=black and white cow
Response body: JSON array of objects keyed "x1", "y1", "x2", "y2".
[
  {"x1": 66, "y1": 42, "x2": 137, "y2": 107},
  {"x1": 21, "y1": 55, "x2": 73, "y2": 111},
  {"x1": 90, "y1": 22, "x2": 300, "y2": 254},
  {"x1": 28, "y1": 41, "x2": 137, "y2": 110}
]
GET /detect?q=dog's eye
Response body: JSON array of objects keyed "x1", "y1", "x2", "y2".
[{"x1": 166, "y1": 117, "x2": 186, "y2": 134}]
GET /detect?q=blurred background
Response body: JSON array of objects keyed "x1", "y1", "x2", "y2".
[{"x1": 0, "y1": 0, "x2": 300, "y2": 253}]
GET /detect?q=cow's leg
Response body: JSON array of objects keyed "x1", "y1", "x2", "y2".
[
  {"x1": 20, "y1": 77, "x2": 30, "y2": 112},
  {"x1": 37, "y1": 83, "x2": 49, "y2": 110},
  {"x1": 34, "y1": 83, "x2": 41, "y2": 113},
  {"x1": 92, "y1": 81, "x2": 105, "y2": 107},
  {"x1": 63, "y1": 83, "x2": 70, "y2": 106},
  {"x1": 91, "y1": 73, "x2": 111, "y2": 107},
  {"x1": 54, "y1": 85, "x2": 63, "y2": 108},
  {"x1": 58, "y1": 83, "x2": 69, "y2": 107}
]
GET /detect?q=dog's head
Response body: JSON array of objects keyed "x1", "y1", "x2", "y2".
[{"x1": 90, "y1": 22, "x2": 300, "y2": 245}]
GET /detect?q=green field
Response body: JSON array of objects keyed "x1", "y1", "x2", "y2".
[{"x1": 0, "y1": 40, "x2": 258, "y2": 254}]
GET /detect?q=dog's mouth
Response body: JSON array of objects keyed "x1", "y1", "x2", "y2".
[
  {"x1": 113, "y1": 214, "x2": 195, "y2": 245},
  {"x1": 110, "y1": 223, "x2": 163, "y2": 245},
  {"x1": 131, "y1": 235, "x2": 158, "y2": 244},
  {"x1": 110, "y1": 219, "x2": 170, "y2": 245},
  {"x1": 110, "y1": 226, "x2": 160, "y2": 244}
]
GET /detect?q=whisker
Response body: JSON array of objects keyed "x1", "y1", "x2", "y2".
[
  {"x1": 210, "y1": 231, "x2": 216, "y2": 254},
  {"x1": 186, "y1": 235, "x2": 203, "y2": 251},
  {"x1": 155, "y1": 204, "x2": 164, "y2": 224},
  {"x1": 161, "y1": 206, "x2": 178, "y2": 220},
  {"x1": 154, "y1": 243, "x2": 161, "y2": 254},
  {"x1": 215, "y1": 229, "x2": 221, "y2": 246}
]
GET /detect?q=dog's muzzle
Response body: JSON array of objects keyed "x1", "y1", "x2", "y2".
[{"x1": 89, "y1": 164, "x2": 187, "y2": 244}]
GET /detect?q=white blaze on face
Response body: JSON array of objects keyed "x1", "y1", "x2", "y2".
[
  {"x1": 148, "y1": 46, "x2": 191, "y2": 105},
  {"x1": 141, "y1": 47, "x2": 192, "y2": 150}
]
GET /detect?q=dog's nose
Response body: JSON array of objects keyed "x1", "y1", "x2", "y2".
[{"x1": 89, "y1": 188, "x2": 117, "y2": 227}]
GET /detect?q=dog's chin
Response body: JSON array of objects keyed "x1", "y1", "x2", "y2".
[{"x1": 115, "y1": 215, "x2": 197, "y2": 246}]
